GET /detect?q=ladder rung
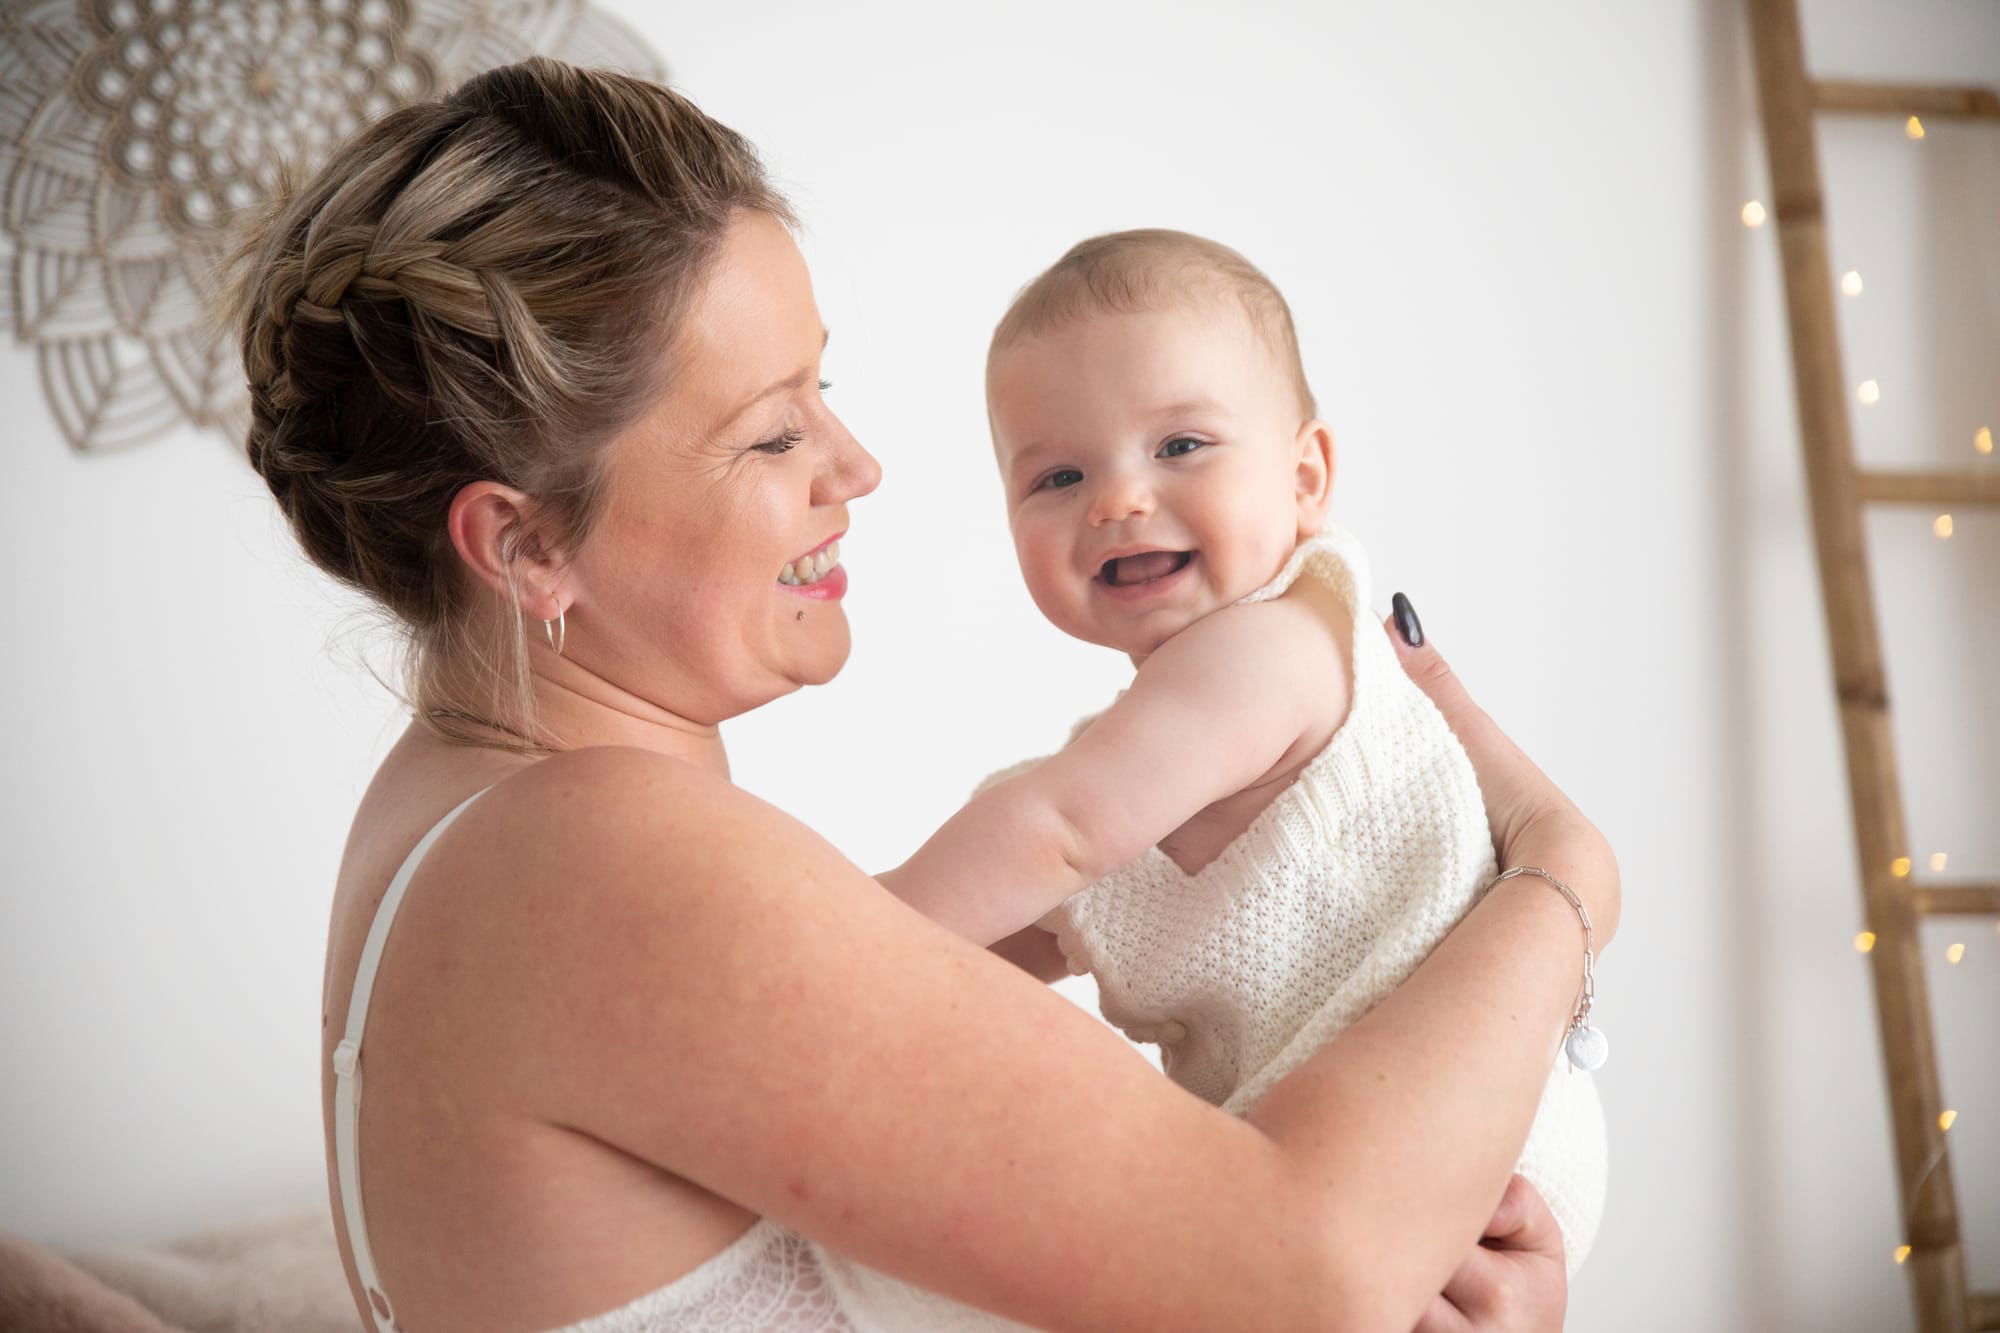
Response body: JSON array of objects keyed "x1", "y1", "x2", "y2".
[
  {"x1": 1813, "y1": 79, "x2": 2000, "y2": 119},
  {"x1": 1913, "y1": 883, "x2": 2000, "y2": 916},
  {"x1": 1856, "y1": 470, "x2": 2000, "y2": 506}
]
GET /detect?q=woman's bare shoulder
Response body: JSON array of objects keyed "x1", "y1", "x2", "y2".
[{"x1": 397, "y1": 742, "x2": 1374, "y2": 1332}]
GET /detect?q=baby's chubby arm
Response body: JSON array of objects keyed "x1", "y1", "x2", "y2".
[{"x1": 878, "y1": 595, "x2": 1344, "y2": 946}]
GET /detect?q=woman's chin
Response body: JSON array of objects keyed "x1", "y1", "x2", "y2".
[{"x1": 793, "y1": 622, "x2": 852, "y2": 686}]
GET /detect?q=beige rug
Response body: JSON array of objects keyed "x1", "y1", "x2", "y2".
[{"x1": 0, "y1": 1208, "x2": 353, "y2": 1333}]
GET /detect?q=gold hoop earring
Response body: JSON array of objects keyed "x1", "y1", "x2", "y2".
[{"x1": 543, "y1": 609, "x2": 566, "y2": 656}]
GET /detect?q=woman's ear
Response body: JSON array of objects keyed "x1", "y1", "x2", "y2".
[
  {"x1": 449, "y1": 481, "x2": 567, "y2": 619},
  {"x1": 1292, "y1": 418, "x2": 1336, "y2": 540}
]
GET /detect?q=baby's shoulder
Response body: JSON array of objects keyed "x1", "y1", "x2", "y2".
[
  {"x1": 1175, "y1": 581, "x2": 1349, "y2": 679},
  {"x1": 1140, "y1": 593, "x2": 1350, "y2": 735}
]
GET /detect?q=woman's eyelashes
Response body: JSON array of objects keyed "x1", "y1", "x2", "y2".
[
  {"x1": 752, "y1": 381, "x2": 834, "y2": 454},
  {"x1": 753, "y1": 425, "x2": 806, "y2": 455}
]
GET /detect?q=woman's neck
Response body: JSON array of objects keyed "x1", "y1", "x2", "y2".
[{"x1": 526, "y1": 668, "x2": 731, "y2": 777}]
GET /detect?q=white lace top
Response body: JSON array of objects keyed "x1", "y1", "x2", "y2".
[
  {"x1": 331, "y1": 788, "x2": 1042, "y2": 1333},
  {"x1": 547, "y1": 1217, "x2": 1042, "y2": 1332},
  {"x1": 1024, "y1": 522, "x2": 1608, "y2": 1274}
]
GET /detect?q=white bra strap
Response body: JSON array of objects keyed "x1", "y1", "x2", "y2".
[{"x1": 333, "y1": 785, "x2": 495, "y2": 1331}]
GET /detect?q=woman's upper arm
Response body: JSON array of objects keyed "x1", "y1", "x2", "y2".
[{"x1": 484, "y1": 747, "x2": 1356, "y2": 1333}]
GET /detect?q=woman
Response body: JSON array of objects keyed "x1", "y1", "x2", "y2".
[{"x1": 234, "y1": 57, "x2": 1619, "y2": 1332}]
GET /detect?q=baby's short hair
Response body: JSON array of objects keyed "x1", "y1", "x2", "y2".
[{"x1": 989, "y1": 228, "x2": 1316, "y2": 419}]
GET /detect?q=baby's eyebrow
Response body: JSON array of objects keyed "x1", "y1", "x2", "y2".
[{"x1": 1146, "y1": 397, "x2": 1232, "y2": 422}]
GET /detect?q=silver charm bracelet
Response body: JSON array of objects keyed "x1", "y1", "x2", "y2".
[{"x1": 1487, "y1": 865, "x2": 1607, "y2": 1072}]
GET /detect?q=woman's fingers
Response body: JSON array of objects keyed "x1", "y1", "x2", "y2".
[
  {"x1": 1432, "y1": 1176, "x2": 1569, "y2": 1330},
  {"x1": 1382, "y1": 596, "x2": 1622, "y2": 941},
  {"x1": 1411, "y1": 1291, "x2": 1474, "y2": 1333},
  {"x1": 1479, "y1": 1174, "x2": 1565, "y2": 1255},
  {"x1": 1380, "y1": 602, "x2": 1568, "y2": 854}
]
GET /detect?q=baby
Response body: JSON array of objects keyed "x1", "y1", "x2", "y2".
[{"x1": 878, "y1": 229, "x2": 1605, "y2": 1274}]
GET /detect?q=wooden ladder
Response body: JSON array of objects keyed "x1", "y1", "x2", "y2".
[{"x1": 1745, "y1": 3, "x2": 2000, "y2": 1330}]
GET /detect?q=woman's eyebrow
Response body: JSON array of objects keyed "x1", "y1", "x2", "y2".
[{"x1": 717, "y1": 329, "x2": 830, "y2": 428}]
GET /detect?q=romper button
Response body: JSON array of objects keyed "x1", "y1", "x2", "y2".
[
  {"x1": 332, "y1": 1040, "x2": 360, "y2": 1078},
  {"x1": 1159, "y1": 1020, "x2": 1187, "y2": 1043}
]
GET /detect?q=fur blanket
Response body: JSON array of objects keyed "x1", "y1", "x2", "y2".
[{"x1": 0, "y1": 1208, "x2": 353, "y2": 1333}]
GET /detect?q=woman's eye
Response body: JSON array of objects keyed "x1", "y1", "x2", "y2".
[
  {"x1": 1037, "y1": 467, "x2": 1084, "y2": 492},
  {"x1": 755, "y1": 427, "x2": 805, "y2": 455},
  {"x1": 1158, "y1": 436, "x2": 1206, "y2": 459}
]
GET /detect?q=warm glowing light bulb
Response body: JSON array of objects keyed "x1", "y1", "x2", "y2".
[
  {"x1": 1934, "y1": 514, "x2": 1954, "y2": 539},
  {"x1": 1741, "y1": 200, "x2": 1767, "y2": 227},
  {"x1": 1891, "y1": 857, "x2": 1912, "y2": 878},
  {"x1": 1857, "y1": 380, "x2": 1881, "y2": 405},
  {"x1": 1929, "y1": 852, "x2": 1948, "y2": 871},
  {"x1": 1906, "y1": 116, "x2": 1926, "y2": 139},
  {"x1": 1841, "y1": 270, "x2": 1864, "y2": 296},
  {"x1": 1946, "y1": 942, "x2": 1966, "y2": 964},
  {"x1": 1855, "y1": 931, "x2": 1877, "y2": 953},
  {"x1": 1939, "y1": 1110, "x2": 1958, "y2": 1132},
  {"x1": 1978, "y1": 427, "x2": 1993, "y2": 455},
  {"x1": 1895, "y1": 1244, "x2": 1912, "y2": 1265}
]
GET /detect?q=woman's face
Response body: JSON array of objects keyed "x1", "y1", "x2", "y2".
[{"x1": 566, "y1": 209, "x2": 881, "y2": 724}]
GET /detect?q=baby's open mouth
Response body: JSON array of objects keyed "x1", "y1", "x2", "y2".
[{"x1": 1099, "y1": 550, "x2": 1194, "y2": 587}]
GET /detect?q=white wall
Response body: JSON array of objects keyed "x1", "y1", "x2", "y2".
[{"x1": 3, "y1": 3, "x2": 1995, "y2": 1328}]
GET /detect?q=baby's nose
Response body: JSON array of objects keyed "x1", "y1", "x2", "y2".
[{"x1": 1088, "y1": 476, "x2": 1153, "y2": 525}]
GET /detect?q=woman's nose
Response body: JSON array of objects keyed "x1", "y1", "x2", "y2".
[{"x1": 819, "y1": 419, "x2": 882, "y2": 503}]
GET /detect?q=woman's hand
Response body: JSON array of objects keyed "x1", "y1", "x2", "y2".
[
  {"x1": 1383, "y1": 597, "x2": 1621, "y2": 946},
  {"x1": 1413, "y1": 1174, "x2": 1568, "y2": 1332}
]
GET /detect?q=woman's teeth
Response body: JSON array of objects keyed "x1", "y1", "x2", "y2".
[{"x1": 779, "y1": 540, "x2": 840, "y2": 586}]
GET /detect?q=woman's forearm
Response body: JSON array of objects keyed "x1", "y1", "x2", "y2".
[{"x1": 1251, "y1": 836, "x2": 1606, "y2": 1331}]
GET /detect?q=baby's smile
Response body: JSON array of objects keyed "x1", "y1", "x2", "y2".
[
  {"x1": 1098, "y1": 549, "x2": 1193, "y2": 586},
  {"x1": 1096, "y1": 548, "x2": 1197, "y2": 596}
]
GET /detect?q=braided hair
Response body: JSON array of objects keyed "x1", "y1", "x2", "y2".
[{"x1": 224, "y1": 57, "x2": 792, "y2": 753}]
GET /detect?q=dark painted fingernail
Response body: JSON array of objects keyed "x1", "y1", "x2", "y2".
[{"x1": 1391, "y1": 591, "x2": 1424, "y2": 647}]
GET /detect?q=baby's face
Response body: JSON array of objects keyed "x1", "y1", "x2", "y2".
[{"x1": 988, "y1": 301, "x2": 1322, "y2": 659}]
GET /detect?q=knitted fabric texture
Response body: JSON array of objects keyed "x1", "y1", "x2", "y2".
[{"x1": 1018, "y1": 522, "x2": 1607, "y2": 1274}]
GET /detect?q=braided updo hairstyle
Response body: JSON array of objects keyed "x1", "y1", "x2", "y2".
[{"x1": 226, "y1": 57, "x2": 793, "y2": 754}]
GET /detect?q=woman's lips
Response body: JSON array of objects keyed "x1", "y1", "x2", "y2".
[{"x1": 780, "y1": 564, "x2": 847, "y2": 600}]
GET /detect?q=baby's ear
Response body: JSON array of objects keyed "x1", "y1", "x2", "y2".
[{"x1": 1292, "y1": 418, "x2": 1336, "y2": 539}]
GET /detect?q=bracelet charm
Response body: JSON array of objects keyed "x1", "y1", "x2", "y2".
[{"x1": 1488, "y1": 865, "x2": 1606, "y2": 1072}]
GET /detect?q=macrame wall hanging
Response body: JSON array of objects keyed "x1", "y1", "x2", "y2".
[{"x1": 0, "y1": 0, "x2": 665, "y2": 453}]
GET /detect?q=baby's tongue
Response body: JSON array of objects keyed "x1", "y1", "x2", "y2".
[{"x1": 1108, "y1": 551, "x2": 1184, "y2": 586}]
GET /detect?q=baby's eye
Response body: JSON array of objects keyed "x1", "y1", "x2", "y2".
[
  {"x1": 1036, "y1": 467, "x2": 1084, "y2": 492},
  {"x1": 1157, "y1": 436, "x2": 1206, "y2": 459}
]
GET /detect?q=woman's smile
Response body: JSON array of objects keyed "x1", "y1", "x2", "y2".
[{"x1": 780, "y1": 533, "x2": 846, "y2": 598}]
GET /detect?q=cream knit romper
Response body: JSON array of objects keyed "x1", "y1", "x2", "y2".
[{"x1": 1017, "y1": 522, "x2": 1607, "y2": 1274}]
